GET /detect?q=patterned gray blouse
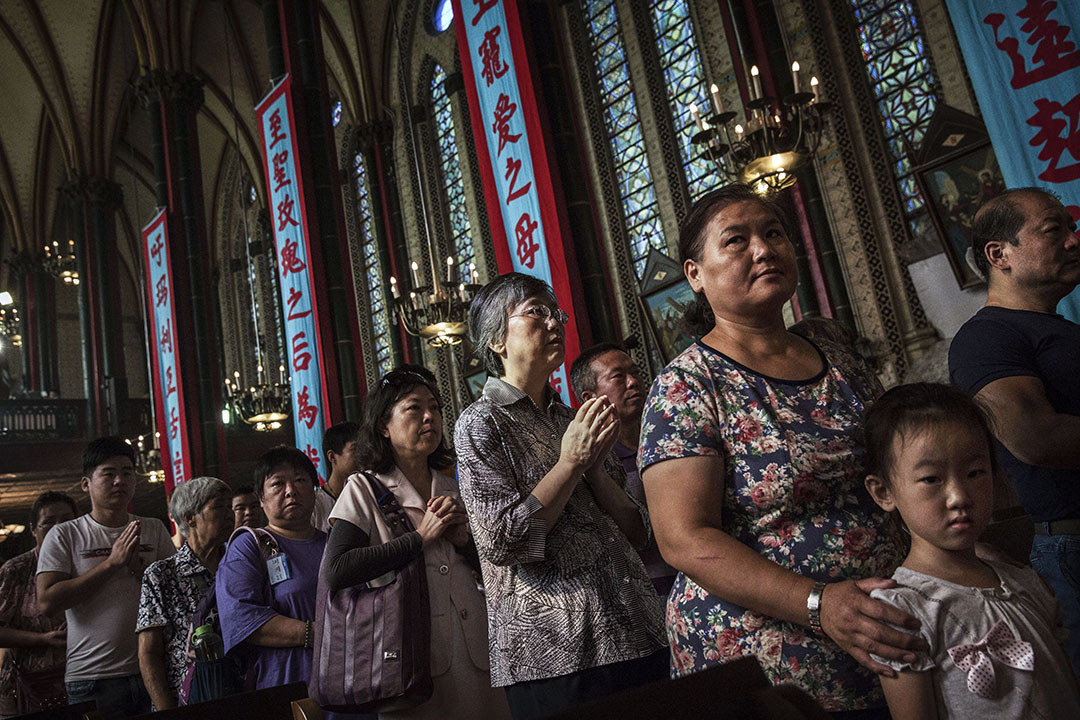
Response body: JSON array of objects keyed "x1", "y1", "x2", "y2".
[{"x1": 454, "y1": 376, "x2": 666, "y2": 687}]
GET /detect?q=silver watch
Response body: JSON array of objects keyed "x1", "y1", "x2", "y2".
[{"x1": 807, "y1": 581, "x2": 826, "y2": 633}]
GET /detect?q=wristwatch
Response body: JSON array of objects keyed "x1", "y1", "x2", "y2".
[{"x1": 807, "y1": 581, "x2": 826, "y2": 633}]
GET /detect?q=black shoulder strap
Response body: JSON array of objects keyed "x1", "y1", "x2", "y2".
[{"x1": 361, "y1": 471, "x2": 417, "y2": 537}]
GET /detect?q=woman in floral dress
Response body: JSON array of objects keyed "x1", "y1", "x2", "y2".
[{"x1": 638, "y1": 184, "x2": 924, "y2": 718}]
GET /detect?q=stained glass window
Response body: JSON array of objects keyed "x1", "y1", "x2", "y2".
[
  {"x1": 431, "y1": 64, "x2": 475, "y2": 273},
  {"x1": 332, "y1": 100, "x2": 343, "y2": 128},
  {"x1": 434, "y1": 0, "x2": 454, "y2": 32},
  {"x1": 649, "y1": 0, "x2": 715, "y2": 201},
  {"x1": 354, "y1": 152, "x2": 393, "y2": 377},
  {"x1": 582, "y1": 0, "x2": 666, "y2": 279},
  {"x1": 850, "y1": 0, "x2": 938, "y2": 226}
]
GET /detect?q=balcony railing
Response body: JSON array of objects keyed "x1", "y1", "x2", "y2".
[{"x1": 0, "y1": 398, "x2": 152, "y2": 442}]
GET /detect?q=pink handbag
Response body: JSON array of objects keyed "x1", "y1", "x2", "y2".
[{"x1": 308, "y1": 472, "x2": 432, "y2": 713}]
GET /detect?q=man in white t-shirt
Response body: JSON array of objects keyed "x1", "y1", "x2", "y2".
[
  {"x1": 311, "y1": 421, "x2": 360, "y2": 533},
  {"x1": 37, "y1": 436, "x2": 174, "y2": 718}
]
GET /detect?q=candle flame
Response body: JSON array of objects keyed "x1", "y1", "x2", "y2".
[
  {"x1": 810, "y1": 76, "x2": 819, "y2": 86},
  {"x1": 750, "y1": 65, "x2": 759, "y2": 77},
  {"x1": 710, "y1": 82, "x2": 719, "y2": 93},
  {"x1": 791, "y1": 61, "x2": 800, "y2": 72}
]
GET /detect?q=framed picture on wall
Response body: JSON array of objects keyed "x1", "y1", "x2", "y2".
[
  {"x1": 914, "y1": 142, "x2": 1004, "y2": 289},
  {"x1": 909, "y1": 105, "x2": 1003, "y2": 290},
  {"x1": 638, "y1": 249, "x2": 698, "y2": 364}
]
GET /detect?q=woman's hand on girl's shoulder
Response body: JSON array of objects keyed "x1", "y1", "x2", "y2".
[{"x1": 819, "y1": 577, "x2": 926, "y2": 676}]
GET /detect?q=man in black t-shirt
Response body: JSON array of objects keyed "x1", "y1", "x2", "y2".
[{"x1": 949, "y1": 186, "x2": 1080, "y2": 678}]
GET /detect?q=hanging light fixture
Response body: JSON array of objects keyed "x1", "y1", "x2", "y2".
[
  {"x1": 0, "y1": 291, "x2": 20, "y2": 348},
  {"x1": 220, "y1": 7, "x2": 289, "y2": 431},
  {"x1": 386, "y1": 7, "x2": 479, "y2": 348},
  {"x1": 125, "y1": 433, "x2": 165, "y2": 484},
  {"x1": 690, "y1": 61, "x2": 830, "y2": 194}
]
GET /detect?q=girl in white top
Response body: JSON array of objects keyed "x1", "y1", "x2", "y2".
[{"x1": 862, "y1": 382, "x2": 1080, "y2": 719}]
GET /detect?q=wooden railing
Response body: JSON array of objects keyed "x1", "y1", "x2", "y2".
[
  {"x1": 0, "y1": 399, "x2": 85, "y2": 440},
  {"x1": 0, "y1": 398, "x2": 152, "y2": 442}
]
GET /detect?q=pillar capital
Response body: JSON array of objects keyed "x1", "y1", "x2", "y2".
[
  {"x1": 134, "y1": 70, "x2": 205, "y2": 111},
  {"x1": 59, "y1": 175, "x2": 123, "y2": 208}
]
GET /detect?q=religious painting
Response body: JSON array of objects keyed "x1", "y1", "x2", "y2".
[
  {"x1": 465, "y1": 371, "x2": 488, "y2": 401},
  {"x1": 638, "y1": 249, "x2": 697, "y2": 363},
  {"x1": 915, "y1": 142, "x2": 1004, "y2": 289}
]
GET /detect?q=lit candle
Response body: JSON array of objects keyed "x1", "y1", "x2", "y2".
[
  {"x1": 689, "y1": 103, "x2": 706, "y2": 132},
  {"x1": 459, "y1": 283, "x2": 466, "y2": 302},
  {"x1": 791, "y1": 61, "x2": 801, "y2": 94},
  {"x1": 410, "y1": 261, "x2": 421, "y2": 287},
  {"x1": 710, "y1": 83, "x2": 724, "y2": 115},
  {"x1": 750, "y1": 65, "x2": 762, "y2": 100},
  {"x1": 279, "y1": 365, "x2": 285, "y2": 384},
  {"x1": 735, "y1": 123, "x2": 744, "y2": 140},
  {"x1": 810, "y1": 76, "x2": 820, "y2": 102},
  {"x1": 446, "y1": 256, "x2": 455, "y2": 284},
  {"x1": 410, "y1": 291, "x2": 418, "y2": 310},
  {"x1": 471, "y1": 264, "x2": 478, "y2": 284},
  {"x1": 390, "y1": 275, "x2": 400, "y2": 299}
]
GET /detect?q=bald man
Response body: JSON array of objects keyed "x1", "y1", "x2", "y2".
[{"x1": 949, "y1": 186, "x2": 1080, "y2": 677}]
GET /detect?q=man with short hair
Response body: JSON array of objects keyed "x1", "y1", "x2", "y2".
[
  {"x1": 570, "y1": 344, "x2": 676, "y2": 595},
  {"x1": 312, "y1": 421, "x2": 360, "y2": 533},
  {"x1": 231, "y1": 484, "x2": 264, "y2": 530},
  {"x1": 949, "y1": 186, "x2": 1080, "y2": 676},
  {"x1": 36, "y1": 437, "x2": 175, "y2": 718}
]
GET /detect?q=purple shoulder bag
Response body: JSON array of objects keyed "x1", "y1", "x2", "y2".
[{"x1": 308, "y1": 472, "x2": 432, "y2": 713}]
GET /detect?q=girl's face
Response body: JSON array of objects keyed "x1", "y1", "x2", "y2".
[{"x1": 866, "y1": 422, "x2": 994, "y2": 556}]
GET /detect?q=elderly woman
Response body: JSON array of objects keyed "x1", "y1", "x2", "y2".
[
  {"x1": 455, "y1": 272, "x2": 667, "y2": 720},
  {"x1": 136, "y1": 476, "x2": 233, "y2": 709},
  {"x1": 216, "y1": 446, "x2": 326, "y2": 691},
  {"x1": 0, "y1": 491, "x2": 77, "y2": 716},
  {"x1": 322, "y1": 365, "x2": 510, "y2": 719},
  {"x1": 639, "y1": 184, "x2": 922, "y2": 717}
]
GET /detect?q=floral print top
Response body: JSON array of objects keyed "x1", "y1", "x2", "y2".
[{"x1": 638, "y1": 338, "x2": 899, "y2": 712}]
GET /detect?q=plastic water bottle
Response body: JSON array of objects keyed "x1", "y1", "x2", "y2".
[{"x1": 191, "y1": 624, "x2": 224, "y2": 662}]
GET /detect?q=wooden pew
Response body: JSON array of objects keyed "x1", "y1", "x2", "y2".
[{"x1": 129, "y1": 682, "x2": 313, "y2": 720}]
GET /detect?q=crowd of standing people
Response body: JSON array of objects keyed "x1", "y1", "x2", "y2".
[{"x1": 0, "y1": 182, "x2": 1078, "y2": 720}]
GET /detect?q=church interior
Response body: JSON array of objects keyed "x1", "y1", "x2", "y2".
[{"x1": 0, "y1": 0, "x2": 1033, "y2": 558}]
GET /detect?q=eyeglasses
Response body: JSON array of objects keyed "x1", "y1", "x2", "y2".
[
  {"x1": 511, "y1": 305, "x2": 570, "y2": 325},
  {"x1": 380, "y1": 369, "x2": 433, "y2": 388}
]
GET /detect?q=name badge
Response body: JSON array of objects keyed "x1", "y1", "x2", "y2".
[{"x1": 267, "y1": 552, "x2": 291, "y2": 585}]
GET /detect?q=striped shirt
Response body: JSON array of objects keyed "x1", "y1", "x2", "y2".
[{"x1": 454, "y1": 376, "x2": 666, "y2": 686}]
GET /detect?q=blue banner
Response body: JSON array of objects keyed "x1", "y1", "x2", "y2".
[
  {"x1": 143, "y1": 209, "x2": 191, "y2": 490},
  {"x1": 257, "y1": 76, "x2": 330, "y2": 482},
  {"x1": 453, "y1": 0, "x2": 578, "y2": 403},
  {"x1": 946, "y1": 0, "x2": 1080, "y2": 317}
]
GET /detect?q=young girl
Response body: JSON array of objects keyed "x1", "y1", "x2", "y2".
[{"x1": 862, "y1": 382, "x2": 1079, "y2": 719}]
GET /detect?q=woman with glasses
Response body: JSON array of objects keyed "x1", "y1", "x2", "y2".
[
  {"x1": 321, "y1": 365, "x2": 510, "y2": 720},
  {"x1": 455, "y1": 272, "x2": 667, "y2": 720}
]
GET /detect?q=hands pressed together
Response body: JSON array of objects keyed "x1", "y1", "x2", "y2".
[
  {"x1": 560, "y1": 396, "x2": 620, "y2": 473},
  {"x1": 106, "y1": 520, "x2": 147, "y2": 577},
  {"x1": 416, "y1": 495, "x2": 470, "y2": 548}
]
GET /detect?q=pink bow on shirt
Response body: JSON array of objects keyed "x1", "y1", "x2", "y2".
[{"x1": 947, "y1": 619, "x2": 1035, "y2": 699}]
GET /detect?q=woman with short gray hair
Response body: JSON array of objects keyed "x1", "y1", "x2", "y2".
[
  {"x1": 135, "y1": 477, "x2": 233, "y2": 709},
  {"x1": 455, "y1": 272, "x2": 667, "y2": 720}
]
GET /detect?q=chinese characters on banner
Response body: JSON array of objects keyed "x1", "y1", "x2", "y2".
[
  {"x1": 945, "y1": 0, "x2": 1080, "y2": 317},
  {"x1": 142, "y1": 209, "x2": 191, "y2": 492},
  {"x1": 452, "y1": 0, "x2": 578, "y2": 403},
  {"x1": 256, "y1": 76, "x2": 330, "y2": 481}
]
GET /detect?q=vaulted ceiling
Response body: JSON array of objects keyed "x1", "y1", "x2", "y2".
[{"x1": 0, "y1": 0, "x2": 396, "y2": 292}]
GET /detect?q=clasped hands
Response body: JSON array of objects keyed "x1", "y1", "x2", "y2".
[
  {"x1": 561, "y1": 395, "x2": 620, "y2": 476},
  {"x1": 417, "y1": 495, "x2": 469, "y2": 548}
]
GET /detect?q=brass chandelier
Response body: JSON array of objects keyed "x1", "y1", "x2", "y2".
[{"x1": 690, "y1": 63, "x2": 830, "y2": 193}]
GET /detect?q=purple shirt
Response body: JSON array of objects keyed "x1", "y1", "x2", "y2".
[{"x1": 216, "y1": 529, "x2": 327, "y2": 690}]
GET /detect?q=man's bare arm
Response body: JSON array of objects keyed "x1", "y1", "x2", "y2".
[{"x1": 977, "y1": 376, "x2": 1080, "y2": 468}]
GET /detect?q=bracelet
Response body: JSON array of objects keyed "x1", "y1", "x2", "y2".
[
  {"x1": 303, "y1": 620, "x2": 313, "y2": 650},
  {"x1": 807, "y1": 581, "x2": 826, "y2": 633}
]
